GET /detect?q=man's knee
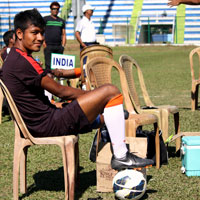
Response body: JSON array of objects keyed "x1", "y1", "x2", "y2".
[{"x1": 101, "y1": 83, "x2": 120, "y2": 96}]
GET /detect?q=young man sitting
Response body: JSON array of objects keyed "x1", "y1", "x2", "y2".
[{"x1": 0, "y1": 9, "x2": 153, "y2": 171}]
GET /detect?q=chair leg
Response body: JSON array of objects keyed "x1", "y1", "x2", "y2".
[
  {"x1": 195, "y1": 85, "x2": 199, "y2": 110},
  {"x1": 191, "y1": 84, "x2": 199, "y2": 111},
  {"x1": 191, "y1": 91, "x2": 195, "y2": 111},
  {"x1": 65, "y1": 140, "x2": 76, "y2": 200},
  {"x1": 161, "y1": 109, "x2": 169, "y2": 142},
  {"x1": 20, "y1": 146, "x2": 29, "y2": 194},
  {"x1": 0, "y1": 92, "x2": 3, "y2": 124},
  {"x1": 60, "y1": 144, "x2": 69, "y2": 200},
  {"x1": 61, "y1": 136, "x2": 77, "y2": 200},
  {"x1": 174, "y1": 112, "x2": 180, "y2": 153},
  {"x1": 154, "y1": 123, "x2": 160, "y2": 169},
  {"x1": 125, "y1": 118, "x2": 137, "y2": 137},
  {"x1": 96, "y1": 128, "x2": 101, "y2": 159},
  {"x1": 13, "y1": 142, "x2": 24, "y2": 200},
  {"x1": 75, "y1": 142, "x2": 80, "y2": 189}
]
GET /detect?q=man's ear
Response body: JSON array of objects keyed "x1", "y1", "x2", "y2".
[{"x1": 16, "y1": 28, "x2": 23, "y2": 40}]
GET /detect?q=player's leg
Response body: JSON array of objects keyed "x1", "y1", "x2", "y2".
[
  {"x1": 56, "y1": 45, "x2": 64, "y2": 54},
  {"x1": 78, "y1": 84, "x2": 127, "y2": 156},
  {"x1": 77, "y1": 83, "x2": 120, "y2": 122},
  {"x1": 77, "y1": 84, "x2": 154, "y2": 170},
  {"x1": 44, "y1": 45, "x2": 52, "y2": 70}
]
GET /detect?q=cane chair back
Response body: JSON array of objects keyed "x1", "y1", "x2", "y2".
[
  {"x1": 86, "y1": 57, "x2": 160, "y2": 169},
  {"x1": 0, "y1": 56, "x2": 4, "y2": 123},
  {"x1": 0, "y1": 88, "x2": 3, "y2": 124},
  {"x1": 80, "y1": 44, "x2": 113, "y2": 90},
  {"x1": 189, "y1": 47, "x2": 200, "y2": 111},
  {"x1": 119, "y1": 55, "x2": 180, "y2": 151},
  {"x1": 0, "y1": 56, "x2": 3, "y2": 68},
  {"x1": 0, "y1": 79, "x2": 79, "y2": 200}
]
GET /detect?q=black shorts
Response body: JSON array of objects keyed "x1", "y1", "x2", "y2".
[{"x1": 49, "y1": 100, "x2": 93, "y2": 136}]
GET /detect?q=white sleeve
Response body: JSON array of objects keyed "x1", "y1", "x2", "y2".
[{"x1": 75, "y1": 20, "x2": 83, "y2": 32}]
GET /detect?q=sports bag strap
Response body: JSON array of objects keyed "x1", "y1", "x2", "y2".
[{"x1": 96, "y1": 128, "x2": 101, "y2": 158}]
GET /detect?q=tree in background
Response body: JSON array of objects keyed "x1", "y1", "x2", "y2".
[{"x1": 60, "y1": 0, "x2": 72, "y2": 20}]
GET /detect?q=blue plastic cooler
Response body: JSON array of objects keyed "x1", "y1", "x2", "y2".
[{"x1": 181, "y1": 136, "x2": 200, "y2": 176}]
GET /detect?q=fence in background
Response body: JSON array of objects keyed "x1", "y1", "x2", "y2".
[{"x1": 0, "y1": 15, "x2": 199, "y2": 47}]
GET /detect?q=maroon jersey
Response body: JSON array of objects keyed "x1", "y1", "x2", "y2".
[
  {"x1": 1, "y1": 47, "x2": 57, "y2": 137},
  {"x1": 1, "y1": 47, "x2": 92, "y2": 137}
]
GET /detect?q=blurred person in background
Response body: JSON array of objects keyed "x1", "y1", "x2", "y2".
[
  {"x1": 75, "y1": 4, "x2": 99, "y2": 51},
  {"x1": 43, "y1": 1, "x2": 66, "y2": 70}
]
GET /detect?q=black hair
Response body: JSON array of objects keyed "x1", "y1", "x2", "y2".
[
  {"x1": 3, "y1": 30, "x2": 15, "y2": 46},
  {"x1": 14, "y1": 9, "x2": 45, "y2": 33},
  {"x1": 50, "y1": 1, "x2": 60, "y2": 9}
]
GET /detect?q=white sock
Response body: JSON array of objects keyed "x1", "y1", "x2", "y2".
[{"x1": 103, "y1": 104, "x2": 128, "y2": 159}]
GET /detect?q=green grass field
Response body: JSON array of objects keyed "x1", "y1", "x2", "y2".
[{"x1": 1, "y1": 43, "x2": 200, "y2": 199}]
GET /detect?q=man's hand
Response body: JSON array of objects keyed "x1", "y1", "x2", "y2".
[
  {"x1": 168, "y1": 0, "x2": 180, "y2": 7},
  {"x1": 52, "y1": 69, "x2": 64, "y2": 77},
  {"x1": 41, "y1": 75, "x2": 86, "y2": 101},
  {"x1": 51, "y1": 68, "x2": 81, "y2": 79},
  {"x1": 168, "y1": 0, "x2": 200, "y2": 6},
  {"x1": 81, "y1": 43, "x2": 87, "y2": 49}
]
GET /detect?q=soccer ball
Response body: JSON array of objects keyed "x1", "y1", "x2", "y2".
[{"x1": 113, "y1": 169, "x2": 147, "y2": 200}]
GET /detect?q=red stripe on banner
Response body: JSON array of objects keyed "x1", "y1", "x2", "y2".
[{"x1": 16, "y1": 49, "x2": 44, "y2": 74}]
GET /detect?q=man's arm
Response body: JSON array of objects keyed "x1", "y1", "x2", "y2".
[
  {"x1": 51, "y1": 68, "x2": 81, "y2": 79},
  {"x1": 168, "y1": 0, "x2": 200, "y2": 7},
  {"x1": 41, "y1": 75, "x2": 86, "y2": 100},
  {"x1": 62, "y1": 28, "x2": 66, "y2": 47},
  {"x1": 75, "y1": 31, "x2": 87, "y2": 48}
]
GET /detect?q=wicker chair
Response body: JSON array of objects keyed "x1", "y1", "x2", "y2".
[
  {"x1": 0, "y1": 56, "x2": 4, "y2": 124},
  {"x1": 0, "y1": 79, "x2": 79, "y2": 200},
  {"x1": 189, "y1": 47, "x2": 200, "y2": 111},
  {"x1": 86, "y1": 57, "x2": 160, "y2": 169},
  {"x1": 119, "y1": 55, "x2": 180, "y2": 151},
  {"x1": 80, "y1": 44, "x2": 113, "y2": 90},
  {"x1": 0, "y1": 88, "x2": 3, "y2": 124}
]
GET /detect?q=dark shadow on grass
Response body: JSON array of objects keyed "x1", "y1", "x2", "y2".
[
  {"x1": 75, "y1": 170, "x2": 96, "y2": 199},
  {"x1": 177, "y1": 106, "x2": 200, "y2": 111},
  {"x1": 2, "y1": 116, "x2": 12, "y2": 123},
  {"x1": 146, "y1": 175, "x2": 153, "y2": 184},
  {"x1": 19, "y1": 167, "x2": 65, "y2": 199},
  {"x1": 19, "y1": 166, "x2": 96, "y2": 200},
  {"x1": 2, "y1": 113, "x2": 12, "y2": 122},
  {"x1": 178, "y1": 107, "x2": 191, "y2": 110},
  {"x1": 141, "y1": 189, "x2": 157, "y2": 199},
  {"x1": 196, "y1": 106, "x2": 200, "y2": 110},
  {"x1": 18, "y1": 167, "x2": 157, "y2": 199}
]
